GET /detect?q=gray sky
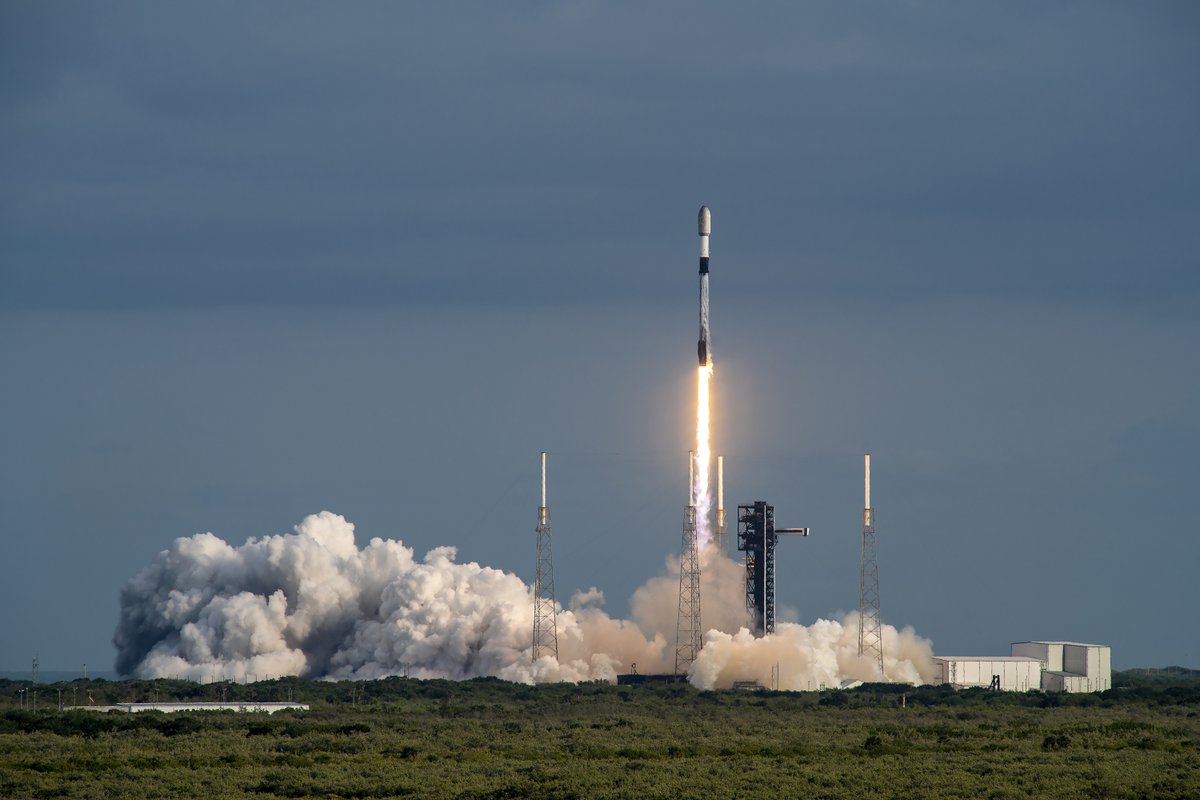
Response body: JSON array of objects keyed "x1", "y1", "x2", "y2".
[{"x1": 2, "y1": 1, "x2": 1198, "y2": 673}]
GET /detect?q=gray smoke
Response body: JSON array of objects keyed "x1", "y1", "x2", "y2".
[{"x1": 114, "y1": 511, "x2": 933, "y2": 686}]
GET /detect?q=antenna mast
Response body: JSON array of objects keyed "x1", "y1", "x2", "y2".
[
  {"x1": 715, "y1": 455, "x2": 727, "y2": 552},
  {"x1": 858, "y1": 453, "x2": 885, "y2": 678},
  {"x1": 532, "y1": 451, "x2": 559, "y2": 664}
]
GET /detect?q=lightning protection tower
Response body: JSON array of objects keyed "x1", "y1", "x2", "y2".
[
  {"x1": 532, "y1": 451, "x2": 558, "y2": 663},
  {"x1": 715, "y1": 455, "x2": 728, "y2": 552},
  {"x1": 859, "y1": 453, "x2": 885, "y2": 678},
  {"x1": 675, "y1": 451, "x2": 703, "y2": 675}
]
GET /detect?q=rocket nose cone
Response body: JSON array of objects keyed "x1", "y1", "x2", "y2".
[{"x1": 698, "y1": 206, "x2": 711, "y2": 236}]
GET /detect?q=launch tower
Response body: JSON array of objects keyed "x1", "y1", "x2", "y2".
[{"x1": 737, "y1": 501, "x2": 808, "y2": 636}]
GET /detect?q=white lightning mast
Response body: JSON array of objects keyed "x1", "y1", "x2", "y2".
[
  {"x1": 858, "y1": 453, "x2": 884, "y2": 678},
  {"x1": 532, "y1": 451, "x2": 558, "y2": 664},
  {"x1": 715, "y1": 455, "x2": 727, "y2": 552}
]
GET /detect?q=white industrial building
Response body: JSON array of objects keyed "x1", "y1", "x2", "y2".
[
  {"x1": 932, "y1": 640, "x2": 1111, "y2": 693},
  {"x1": 931, "y1": 657, "x2": 1043, "y2": 691},
  {"x1": 1011, "y1": 641, "x2": 1111, "y2": 692}
]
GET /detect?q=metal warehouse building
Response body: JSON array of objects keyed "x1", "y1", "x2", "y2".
[
  {"x1": 1011, "y1": 641, "x2": 1111, "y2": 692},
  {"x1": 931, "y1": 656, "x2": 1043, "y2": 691},
  {"x1": 932, "y1": 640, "x2": 1112, "y2": 693}
]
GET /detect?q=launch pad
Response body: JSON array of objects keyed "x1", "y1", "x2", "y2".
[{"x1": 737, "y1": 502, "x2": 808, "y2": 637}]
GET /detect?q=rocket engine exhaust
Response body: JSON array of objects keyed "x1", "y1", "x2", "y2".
[
  {"x1": 112, "y1": 510, "x2": 935, "y2": 688},
  {"x1": 694, "y1": 206, "x2": 715, "y2": 547}
]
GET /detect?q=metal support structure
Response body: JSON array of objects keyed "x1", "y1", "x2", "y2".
[
  {"x1": 737, "y1": 501, "x2": 808, "y2": 636},
  {"x1": 858, "y1": 453, "x2": 885, "y2": 678},
  {"x1": 532, "y1": 452, "x2": 558, "y2": 663},
  {"x1": 737, "y1": 502, "x2": 774, "y2": 636},
  {"x1": 675, "y1": 451, "x2": 703, "y2": 675}
]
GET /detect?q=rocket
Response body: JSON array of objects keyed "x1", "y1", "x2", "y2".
[{"x1": 697, "y1": 205, "x2": 712, "y2": 366}]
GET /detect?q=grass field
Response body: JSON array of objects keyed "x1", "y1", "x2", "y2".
[{"x1": 2, "y1": 674, "x2": 1197, "y2": 798}]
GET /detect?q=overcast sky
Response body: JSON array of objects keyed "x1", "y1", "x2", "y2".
[{"x1": 2, "y1": 1, "x2": 1198, "y2": 674}]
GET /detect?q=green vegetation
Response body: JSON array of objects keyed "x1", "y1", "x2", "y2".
[{"x1": 1, "y1": 672, "x2": 1197, "y2": 798}]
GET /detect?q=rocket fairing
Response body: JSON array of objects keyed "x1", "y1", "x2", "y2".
[{"x1": 697, "y1": 206, "x2": 712, "y2": 366}]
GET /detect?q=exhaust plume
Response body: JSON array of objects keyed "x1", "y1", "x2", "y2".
[
  {"x1": 690, "y1": 614, "x2": 935, "y2": 690},
  {"x1": 114, "y1": 511, "x2": 934, "y2": 687},
  {"x1": 694, "y1": 364, "x2": 715, "y2": 547}
]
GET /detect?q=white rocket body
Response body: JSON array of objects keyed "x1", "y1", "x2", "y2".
[{"x1": 697, "y1": 206, "x2": 711, "y2": 366}]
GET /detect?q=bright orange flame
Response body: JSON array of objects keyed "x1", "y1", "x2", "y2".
[{"x1": 695, "y1": 363, "x2": 714, "y2": 545}]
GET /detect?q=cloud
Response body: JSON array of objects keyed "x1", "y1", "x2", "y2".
[{"x1": 114, "y1": 510, "x2": 935, "y2": 687}]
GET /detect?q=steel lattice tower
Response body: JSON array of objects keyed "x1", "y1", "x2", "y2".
[
  {"x1": 737, "y1": 501, "x2": 808, "y2": 637},
  {"x1": 532, "y1": 451, "x2": 558, "y2": 663},
  {"x1": 858, "y1": 453, "x2": 885, "y2": 678},
  {"x1": 675, "y1": 451, "x2": 703, "y2": 675}
]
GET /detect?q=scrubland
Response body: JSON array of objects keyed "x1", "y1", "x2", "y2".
[{"x1": 2, "y1": 672, "x2": 1197, "y2": 799}]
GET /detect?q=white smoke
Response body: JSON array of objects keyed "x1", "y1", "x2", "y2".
[
  {"x1": 690, "y1": 615, "x2": 936, "y2": 690},
  {"x1": 114, "y1": 511, "x2": 934, "y2": 687}
]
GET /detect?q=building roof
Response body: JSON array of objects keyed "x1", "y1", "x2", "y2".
[
  {"x1": 1012, "y1": 641, "x2": 1109, "y2": 648},
  {"x1": 934, "y1": 656, "x2": 1042, "y2": 662}
]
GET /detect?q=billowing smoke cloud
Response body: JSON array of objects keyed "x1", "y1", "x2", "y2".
[
  {"x1": 114, "y1": 511, "x2": 933, "y2": 687},
  {"x1": 691, "y1": 616, "x2": 935, "y2": 690}
]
